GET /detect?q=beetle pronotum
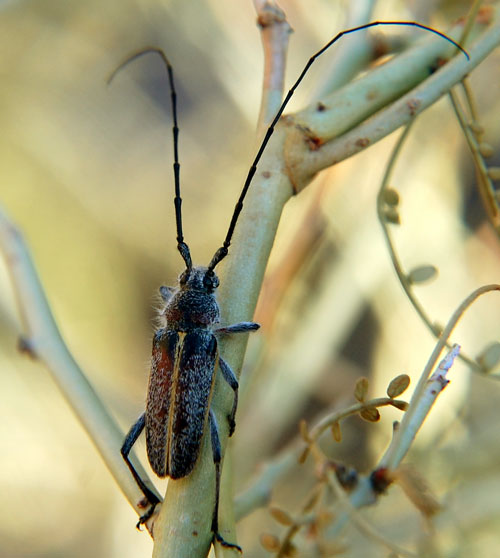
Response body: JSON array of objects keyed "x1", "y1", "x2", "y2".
[{"x1": 110, "y1": 21, "x2": 467, "y2": 552}]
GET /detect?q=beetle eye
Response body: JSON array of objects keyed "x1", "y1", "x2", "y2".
[{"x1": 203, "y1": 271, "x2": 219, "y2": 291}]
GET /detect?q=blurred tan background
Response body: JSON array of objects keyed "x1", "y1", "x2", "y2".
[{"x1": 1, "y1": 0, "x2": 500, "y2": 557}]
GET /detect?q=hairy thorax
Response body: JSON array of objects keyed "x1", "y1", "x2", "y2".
[{"x1": 160, "y1": 266, "x2": 221, "y2": 331}]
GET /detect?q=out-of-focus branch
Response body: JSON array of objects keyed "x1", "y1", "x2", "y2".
[
  {"x1": 0, "y1": 206, "x2": 161, "y2": 533},
  {"x1": 381, "y1": 284, "x2": 500, "y2": 469},
  {"x1": 254, "y1": 0, "x2": 292, "y2": 136},
  {"x1": 312, "y1": 0, "x2": 376, "y2": 96},
  {"x1": 287, "y1": 16, "x2": 499, "y2": 192},
  {"x1": 379, "y1": 345, "x2": 459, "y2": 470},
  {"x1": 325, "y1": 285, "x2": 500, "y2": 544},
  {"x1": 377, "y1": 117, "x2": 489, "y2": 372},
  {"x1": 449, "y1": 86, "x2": 500, "y2": 232}
]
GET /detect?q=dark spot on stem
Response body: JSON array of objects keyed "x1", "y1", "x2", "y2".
[
  {"x1": 429, "y1": 56, "x2": 448, "y2": 74},
  {"x1": 407, "y1": 99, "x2": 421, "y2": 116},
  {"x1": 355, "y1": 138, "x2": 370, "y2": 148},
  {"x1": 18, "y1": 336, "x2": 36, "y2": 358},
  {"x1": 370, "y1": 467, "x2": 393, "y2": 494},
  {"x1": 307, "y1": 136, "x2": 323, "y2": 150}
]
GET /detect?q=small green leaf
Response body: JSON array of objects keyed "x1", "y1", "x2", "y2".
[
  {"x1": 270, "y1": 507, "x2": 294, "y2": 526},
  {"x1": 407, "y1": 265, "x2": 438, "y2": 284},
  {"x1": 390, "y1": 399, "x2": 409, "y2": 411},
  {"x1": 477, "y1": 342, "x2": 500, "y2": 372},
  {"x1": 331, "y1": 421, "x2": 342, "y2": 442},
  {"x1": 383, "y1": 207, "x2": 401, "y2": 225},
  {"x1": 387, "y1": 374, "x2": 410, "y2": 398},
  {"x1": 383, "y1": 188, "x2": 400, "y2": 206},
  {"x1": 479, "y1": 143, "x2": 494, "y2": 158},
  {"x1": 354, "y1": 377, "x2": 369, "y2": 402},
  {"x1": 299, "y1": 419, "x2": 310, "y2": 442},
  {"x1": 488, "y1": 167, "x2": 500, "y2": 180},
  {"x1": 360, "y1": 406, "x2": 380, "y2": 422},
  {"x1": 298, "y1": 446, "x2": 310, "y2": 464},
  {"x1": 470, "y1": 121, "x2": 484, "y2": 134}
]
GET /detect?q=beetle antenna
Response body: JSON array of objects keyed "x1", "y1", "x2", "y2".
[
  {"x1": 108, "y1": 47, "x2": 193, "y2": 271},
  {"x1": 207, "y1": 20, "x2": 468, "y2": 271}
]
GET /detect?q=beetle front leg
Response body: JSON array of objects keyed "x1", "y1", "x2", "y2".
[
  {"x1": 209, "y1": 410, "x2": 242, "y2": 553},
  {"x1": 121, "y1": 413, "x2": 161, "y2": 527},
  {"x1": 215, "y1": 321, "x2": 259, "y2": 335},
  {"x1": 216, "y1": 321, "x2": 259, "y2": 435}
]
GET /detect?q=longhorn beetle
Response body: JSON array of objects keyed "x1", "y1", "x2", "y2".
[{"x1": 109, "y1": 21, "x2": 468, "y2": 552}]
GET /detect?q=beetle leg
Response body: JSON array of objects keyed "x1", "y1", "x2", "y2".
[
  {"x1": 209, "y1": 410, "x2": 242, "y2": 553},
  {"x1": 215, "y1": 321, "x2": 259, "y2": 335},
  {"x1": 218, "y1": 357, "x2": 238, "y2": 436},
  {"x1": 215, "y1": 322, "x2": 259, "y2": 436},
  {"x1": 121, "y1": 413, "x2": 161, "y2": 527}
]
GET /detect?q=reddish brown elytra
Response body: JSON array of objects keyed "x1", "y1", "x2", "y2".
[{"x1": 110, "y1": 22, "x2": 468, "y2": 552}]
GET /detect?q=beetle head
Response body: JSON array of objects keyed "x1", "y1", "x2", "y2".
[{"x1": 178, "y1": 266, "x2": 219, "y2": 294}]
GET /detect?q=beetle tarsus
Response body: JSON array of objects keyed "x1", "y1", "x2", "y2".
[{"x1": 135, "y1": 499, "x2": 159, "y2": 529}]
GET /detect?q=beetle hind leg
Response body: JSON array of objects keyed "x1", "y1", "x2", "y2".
[
  {"x1": 121, "y1": 413, "x2": 161, "y2": 527},
  {"x1": 209, "y1": 410, "x2": 242, "y2": 552}
]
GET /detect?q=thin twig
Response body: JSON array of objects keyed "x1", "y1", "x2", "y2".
[
  {"x1": 458, "y1": 0, "x2": 484, "y2": 46},
  {"x1": 257, "y1": 287, "x2": 500, "y2": 551},
  {"x1": 323, "y1": 343, "x2": 460, "y2": 545},
  {"x1": 376, "y1": 118, "x2": 484, "y2": 371},
  {"x1": 254, "y1": 0, "x2": 292, "y2": 136},
  {"x1": 448, "y1": 87, "x2": 500, "y2": 231},
  {"x1": 381, "y1": 285, "x2": 500, "y2": 469},
  {"x1": 0, "y1": 206, "x2": 161, "y2": 532},
  {"x1": 234, "y1": 450, "x2": 297, "y2": 521},
  {"x1": 309, "y1": 397, "x2": 408, "y2": 442},
  {"x1": 326, "y1": 470, "x2": 418, "y2": 558},
  {"x1": 380, "y1": 345, "x2": 459, "y2": 469},
  {"x1": 312, "y1": 0, "x2": 376, "y2": 96}
]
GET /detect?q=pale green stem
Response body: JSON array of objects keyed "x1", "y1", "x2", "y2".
[{"x1": 0, "y1": 206, "x2": 161, "y2": 528}]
